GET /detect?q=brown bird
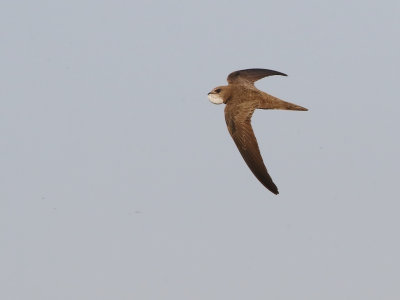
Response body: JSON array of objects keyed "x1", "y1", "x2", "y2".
[{"x1": 208, "y1": 68, "x2": 308, "y2": 195}]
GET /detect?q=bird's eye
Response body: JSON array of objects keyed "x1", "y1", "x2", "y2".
[{"x1": 215, "y1": 89, "x2": 221, "y2": 93}]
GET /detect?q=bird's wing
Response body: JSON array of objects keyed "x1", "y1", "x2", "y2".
[
  {"x1": 224, "y1": 103, "x2": 279, "y2": 194},
  {"x1": 227, "y1": 68, "x2": 287, "y2": 85}
]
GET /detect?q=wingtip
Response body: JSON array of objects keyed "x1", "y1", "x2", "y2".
[
  {"x1": 267, "y1": 185, "x2": 279, "y2": 195},
  {"x1": 275, "y1": 71, "x2": 287, "y2": 77}
]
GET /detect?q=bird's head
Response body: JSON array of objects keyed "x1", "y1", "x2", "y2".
[{"x1": 207, "y1": 86, "x2": 230, "y2": 105}]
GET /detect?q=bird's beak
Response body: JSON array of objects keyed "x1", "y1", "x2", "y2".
[{"x1": 208, "y1": 92, "x2": 213, "y2": 95}]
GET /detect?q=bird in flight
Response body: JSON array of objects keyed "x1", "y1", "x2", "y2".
[{"x1": 208, "y1": 68, "x2": 308, "y2": 195}]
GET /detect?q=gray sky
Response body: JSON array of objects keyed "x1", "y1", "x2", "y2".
[{"x1": 1, "y1": 1, "x2": 399, "y2": 299}]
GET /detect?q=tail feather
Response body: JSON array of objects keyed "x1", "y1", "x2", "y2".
[
  {"x1": 280, "y1": 101, "x2": 308, "y2": 111},
  {"x1": 258, "y1": 93, "x2": 308, "y2": 111}
]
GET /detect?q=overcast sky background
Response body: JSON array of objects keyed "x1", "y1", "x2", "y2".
[{"x1": 1, "y1": 1, "x2": 400, "y2": 299}]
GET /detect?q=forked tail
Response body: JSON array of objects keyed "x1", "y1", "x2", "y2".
[
  {"x1": 258, "y1": 93, "x2": 308, "y2": 111},
  {"x1": 278, "y1": 100, "x2": 308, "y2": 111}
]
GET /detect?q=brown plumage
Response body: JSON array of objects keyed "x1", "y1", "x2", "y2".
[{"x1": 208, "y1": 68, "x2": 308, "y2": 195}]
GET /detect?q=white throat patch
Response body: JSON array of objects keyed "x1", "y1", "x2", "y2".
[{"x1": 208, "y1": 93, "x2": 224, "y2": 104}]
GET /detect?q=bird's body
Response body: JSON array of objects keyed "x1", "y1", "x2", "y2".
[{"x1": 208, "y1": 68, "x2": 308, "y2": 195}]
